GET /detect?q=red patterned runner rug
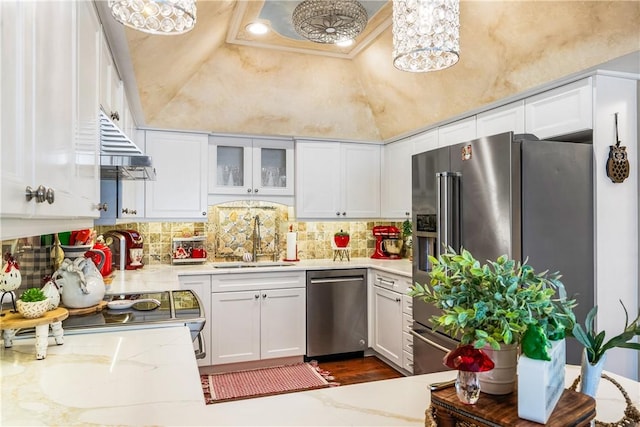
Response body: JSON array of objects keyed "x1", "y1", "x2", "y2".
[{"x1": 202, "y1": 362, "x2": 337, "y2": 404}]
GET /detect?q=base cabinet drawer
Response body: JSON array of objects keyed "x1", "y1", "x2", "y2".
[{"x1": 403, "y1": 349, "x2": 414, "y2": 374}]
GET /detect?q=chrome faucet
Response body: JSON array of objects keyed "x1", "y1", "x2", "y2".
[{"x1": 252, "y1": 215, "x2": 261, "y2": 261}]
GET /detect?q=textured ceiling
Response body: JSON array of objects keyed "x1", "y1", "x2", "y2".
[{"x1": 119, "y1": 1, "x2": 640, "y2": 142}]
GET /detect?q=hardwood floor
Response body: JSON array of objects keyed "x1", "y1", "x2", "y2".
[{"x1": 314, "y1": 355, "x2": 405, "y2": 386}]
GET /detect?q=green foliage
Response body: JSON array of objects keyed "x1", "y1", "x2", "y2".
[
  {"x1": 402, "y1": 219, "x2": 412, "y2": 237},
  {"x1": 572, "y1": 300, "x2": 640, "y2": 364},
  {"x1": 20, "y1": 287, "x2": 47, "y2": 302},
  {"x1": 334, "y1": 229, "x2": 349, "y2": 237},
  {"x1": 409, "y1": 247, "x2": 576, "y2": 351}
]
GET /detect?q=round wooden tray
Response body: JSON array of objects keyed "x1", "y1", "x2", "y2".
[
  {"x1": 62, "y1": 300, "x2": 108, "y2": 316},
  {"x1": 0, "y1": 307, "x2": 69, "y2": 330}
]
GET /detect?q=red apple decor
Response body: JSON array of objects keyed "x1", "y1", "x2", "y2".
[{"x1": 334, "y1": 230, "x2": 350, "y2": 248}]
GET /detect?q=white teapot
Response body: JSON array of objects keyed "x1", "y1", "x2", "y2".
[{"x1": 53, "y1": 256, "x2": 105, "y2": 309}]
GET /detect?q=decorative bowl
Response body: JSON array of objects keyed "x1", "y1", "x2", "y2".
[{"x1": 16, "y1": 299, "x2": 50, "y2": 319}]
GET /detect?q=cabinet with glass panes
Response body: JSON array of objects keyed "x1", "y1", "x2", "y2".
[{"x1": 208, "y1": 135, "x2": 294, "y2": 197}]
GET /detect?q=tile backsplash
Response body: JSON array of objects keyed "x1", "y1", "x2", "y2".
[{"x1": 2, "y1": 202, "x2": 409, "y2": 286}]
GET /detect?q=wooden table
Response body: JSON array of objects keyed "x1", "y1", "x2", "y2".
[
  {"x1": 430, "y1": 386, "x2": 596, "y2": 426},
  {"x1": 0, "y1": 307, "x2": 69, "y2": 360}
]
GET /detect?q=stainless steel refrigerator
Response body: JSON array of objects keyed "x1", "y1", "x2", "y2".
[{"x1": 411, "y1": 131, "x2": 593, "y2": 374}]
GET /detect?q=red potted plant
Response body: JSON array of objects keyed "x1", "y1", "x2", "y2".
[{"x1": 334, "y1": 230, "x2": 350, "y2": 248}]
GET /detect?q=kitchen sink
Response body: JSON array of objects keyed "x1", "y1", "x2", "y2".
[{"x1": 212, "y1": 261, "x2": 295, "y2": 269}]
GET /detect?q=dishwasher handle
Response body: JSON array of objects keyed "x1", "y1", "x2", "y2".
[
  {"x1": 309, "y1": 276, "x2": 365, "y2": 285},
  {"x1": 410, "y1": 329, "x2": 452, "y2": 353}
]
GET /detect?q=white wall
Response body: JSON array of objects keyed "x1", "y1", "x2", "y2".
[{"x1": 593, "y1": 75, "x2": 639, "y2": 380}]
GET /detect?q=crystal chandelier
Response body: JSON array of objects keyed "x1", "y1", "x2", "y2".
[
  {"x1": 108, "y1": 0, "x2": 197, "y2": 35},
  {"x1": 292, "y1": 0, "x2": 368, "y2": 44},
  {"x1": 392, "y1": 0, "x2": 460, "y2": 72}
]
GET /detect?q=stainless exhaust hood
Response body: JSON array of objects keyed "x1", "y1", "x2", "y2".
[{"x1": 100, "y1": 111, "x2": 156, "y2": 180}]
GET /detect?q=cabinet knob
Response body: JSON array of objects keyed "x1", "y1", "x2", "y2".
[
  {"x1": 395, "y1": 297, "x2": 401, "y2": 302},
  {"x1": 202, "y1": 211, "x2": 207, "y2": 216},
  {"x1": 247, "y1": 188, "x2": 252, "y2": 193},
  {"x1": 96, "y1": 203, "x2": 108, "y2": 211},
  {"x1": 254, "y1": 294, "x2": 259, "y2": 299},
  {"x1": 45, "y1": 187, "x2": 55, "y2": 204},
  {"x1": 342, "y1": 212, "x2": 346, "y2": 216},
  {"x1": 254, "y1": 188, "x2": 259, "y2": 193},
  {"x1": 262, "y1": 293, "x2": 267, "y2": 298},
  {"x1": 25, "y1": 185, "x2": 46, "y2": 203},
  {"x1": 336, "y1": 212, "x2": 340, "y2": 216}
]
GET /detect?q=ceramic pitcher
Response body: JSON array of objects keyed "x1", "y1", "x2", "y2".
[{"x1": 54, "y1": 256, "x2": 105, "y2": 308}]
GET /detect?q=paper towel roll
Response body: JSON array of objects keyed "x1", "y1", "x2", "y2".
[{"x1": 286, "y1": 232, "x2": 297, "y2": 260}]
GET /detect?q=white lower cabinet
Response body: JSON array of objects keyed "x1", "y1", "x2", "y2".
[
  {"x1": 371, "y1": 269, "x2": 412, "y2": 371},
  {"x1": 179, "y1": 274, "x2": 212, "y2": 367},
  {"x1": 210, "y1": 272, "x2": 306, "y2": 365},
  {"x1": 372, "y1": 286, "x2": 403, "y2": 366}
]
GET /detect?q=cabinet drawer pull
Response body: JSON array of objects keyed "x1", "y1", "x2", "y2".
[{"x1": 45, "y1": 187, "x2": 55, "y2": 204}]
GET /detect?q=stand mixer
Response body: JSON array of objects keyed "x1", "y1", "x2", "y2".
[{"x1": 371, "y1": 225, "x2": 403, "y2": 259}]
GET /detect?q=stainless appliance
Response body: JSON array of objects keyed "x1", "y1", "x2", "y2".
[
  {"x1": 100, "y1": 111, "x2": 156, "y2": 181},
  {"x1": 104, "y1": 230, "x2": 127, "y2": 271},
  {"x1": 17, "y1": 290, "x2": 206, "y2": 359},
  {"x1": 411, "y1": 132, "x2": 594, "y2": 372},
  {"x1": 306, "y1": 269, "x2": 367, "y2": 357}
]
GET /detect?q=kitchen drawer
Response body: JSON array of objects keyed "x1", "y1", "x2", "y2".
[
  {"x1": 402, "y1": 294, "x2": 413, "y2": 315},
  {"x1": 211, "y1": 271, "x2": 305, "y2": 292},
  {"x1": 403, "y1": 349, "x2": 414, "y2": 373},
  {"x1": 372, "y1": 270, "x2": 411, "y2": 293},
  {"x1": 403, "y1": 331, "x2": 413, "y2": 354},
  {"x1": 403, "y1": 312, "x2": 413, "y2": 334}
]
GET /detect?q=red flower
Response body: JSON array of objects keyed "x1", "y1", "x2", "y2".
[{"x1": 443, "y1": 344, "x2": 495, "y2": 372}]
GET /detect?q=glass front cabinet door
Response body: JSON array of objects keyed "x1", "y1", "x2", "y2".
[{"x1": 209, "y1": 135, "x2": 294, "y2": 197}]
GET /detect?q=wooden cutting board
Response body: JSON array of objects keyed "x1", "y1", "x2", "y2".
[
  {"x1": 62, "y1": 300, "x2": 107, "y2": 316},
  {"x1": 0, "y1": 307, "x2": 69, "y2": 330}
]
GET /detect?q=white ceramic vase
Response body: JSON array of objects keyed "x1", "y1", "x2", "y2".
[
  {"x1": 478, "y1": 342, "x2": 519, "y2": 394},
  {"x1": 580, "y1": 349, "x2": 606, "y2": 398}
]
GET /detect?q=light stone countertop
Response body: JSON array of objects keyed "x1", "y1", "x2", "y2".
[
  {"x1": 1, "y1": 326, "x2": 638, "y2": 426},
  {"x1": 106, "y1": 257, "x2": 412, "y2": 295}
]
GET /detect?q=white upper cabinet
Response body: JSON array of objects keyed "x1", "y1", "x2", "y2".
[
  {"x1": 476, "y1": 101, "x2": 525, "y2": 138},
  {"x1": 381, "y1": 139, "x2": 412, "y2": 219},
  {"x1": 296, "y1": 140, "x2": 380, "y2": 219},
  {"x1": 99, "y1": 31, "x2": 123, "y2": 124},
  {"x1": 145, "y1": 130, "x2": 208, "y2": 220},
  {"x1": 412, "y1": 129, "x2": 439, "y2": 155},
  {"x1": 1, "y1": 0, "x2": 101, "y2": 237},
  {"x1": 438, "y1": 116, "x2": 477, "y2": 147},
  {"x1": 525, "y1": 77, "x2": 593, "y2": 139},
  {"x1": 208, "y1": 135, "x2": 294, "y2": 199}
]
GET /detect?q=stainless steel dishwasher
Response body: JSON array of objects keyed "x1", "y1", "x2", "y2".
[{"x1": 306, "y1": 269, "x2": 367, "y2": 358}]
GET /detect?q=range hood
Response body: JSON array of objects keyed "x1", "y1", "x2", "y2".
[{"x1": 100, "y1": 111, "x2": 156, "y2": 180}]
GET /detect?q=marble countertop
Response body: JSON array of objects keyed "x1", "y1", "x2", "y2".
[
  {"x1": 106, "y1": 257, "x2": 412, "y2": 295},
  {"x1": 2, "y1": 326, "x2": 638, "y2": 426}
]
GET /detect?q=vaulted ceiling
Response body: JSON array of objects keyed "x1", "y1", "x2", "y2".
[{"x1": 112, "y1": 1, "x2": 640, "y2": 142}]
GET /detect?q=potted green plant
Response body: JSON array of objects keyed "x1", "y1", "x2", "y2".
[
  {"x1": 409, "y1": 247, "x2": 576, "y2": 394},
  {"x1": 333, "y1": 230, "x2": 350, "y2": 248},
  {"x1": 16, "y1": 287, "x2": 50, "y2": 319},
  {"x1": 401, "y1": 218, "x2": 412, "y2": 258},
  {"x1": 572, "y1": 300, "x2": 640, "y2": 397}
]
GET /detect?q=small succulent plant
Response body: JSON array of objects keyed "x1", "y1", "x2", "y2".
[{"x1": 20, "y1": 287, "x2": 47, "y2": 303}]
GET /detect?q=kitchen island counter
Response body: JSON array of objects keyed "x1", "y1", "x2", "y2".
[
  {"x1": 2, "y1": 326, "x2": 637, "y2": 426},
  {"x1": 106, "y1": 257, "x2": 412, "y2": 295}
]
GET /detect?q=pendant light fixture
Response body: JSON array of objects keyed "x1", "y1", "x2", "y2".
[
  {"x1": 392, "y1": 0, "x2": 460, "y2": 72},
  {"x1": 292, "y1": 0, "x2": 368, "y2": 44},
  {"x1": 108, "y1": 0, "x2": 197, "y2": 35}
]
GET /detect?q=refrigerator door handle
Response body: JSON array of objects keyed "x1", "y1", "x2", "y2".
[{"x1": 436, "y1": 172, "x2": 461, "y2": 255}]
